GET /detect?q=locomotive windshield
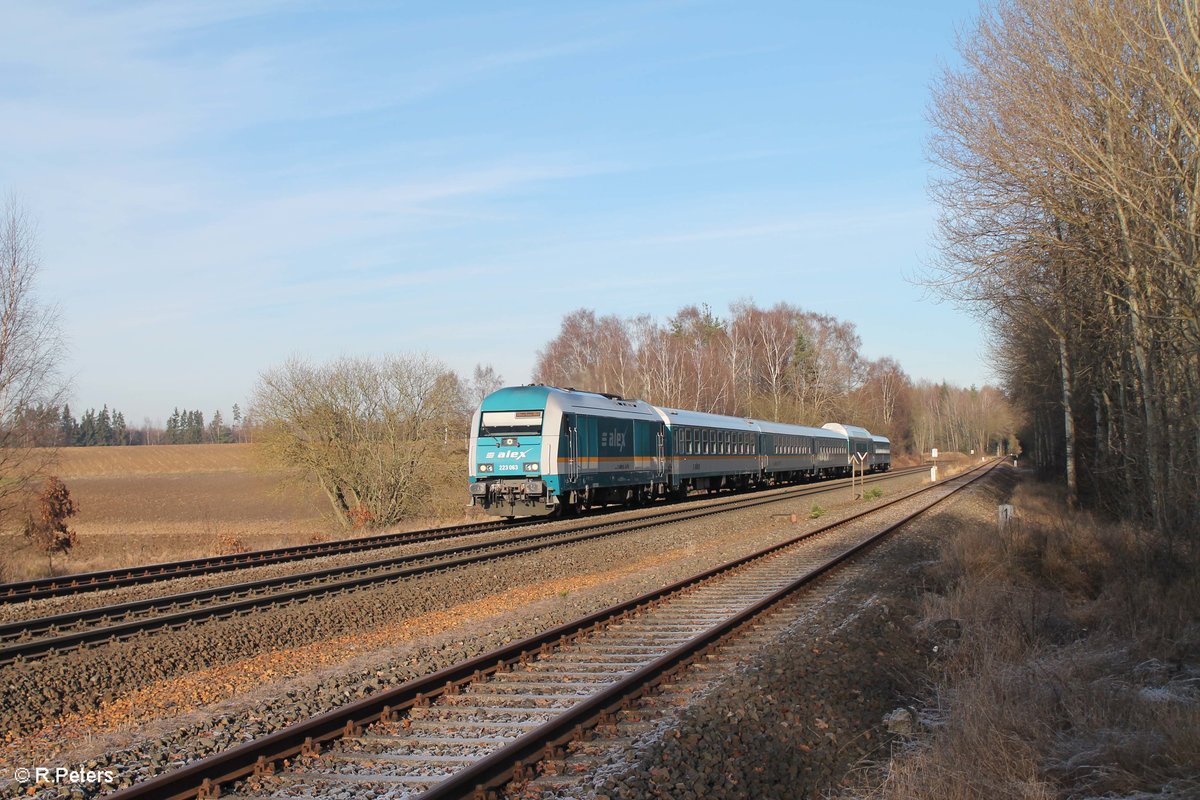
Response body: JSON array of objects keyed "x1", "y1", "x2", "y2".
[{"x1": 479, "y1": 410, "x2": 544, "y2": 437}]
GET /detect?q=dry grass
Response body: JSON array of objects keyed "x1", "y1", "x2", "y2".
[
  {"x1": 0, "y1": 445, "x2": 483, "y2": 583},
  {"x1": 0, "y1": 445, "x2": 331, "y2": 582},
  {"x1": 856, "y1": 477, "x2": 1200, "y2": 800}
]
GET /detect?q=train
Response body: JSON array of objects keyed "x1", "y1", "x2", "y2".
[{"x1": 468, "y1": 385, "x2": 891, "y2": 518}]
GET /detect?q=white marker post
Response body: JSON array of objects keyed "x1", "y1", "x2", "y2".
[
  {"x1": 852, "y1": 452, "x2": 867, "y2": 498},
  {"x1": 998, "y1": 504, "x2": 1014, "y2": 531}
]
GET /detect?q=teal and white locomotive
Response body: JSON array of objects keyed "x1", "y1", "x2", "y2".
[{"x1": 468, "y1": 385, "x2": 890, "y2": 517}]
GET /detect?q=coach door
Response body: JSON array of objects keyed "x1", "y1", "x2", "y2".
[
  {"x1": 655, "y1": 427, "x2": 666, "y2": 479},
  {"x1": 566, "y1": 415, "x2": 580, "y2": 482}
]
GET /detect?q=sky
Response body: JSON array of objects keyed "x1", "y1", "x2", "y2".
[{"x1": 1, "y1": 0, "x2": 985, "y2": 423}]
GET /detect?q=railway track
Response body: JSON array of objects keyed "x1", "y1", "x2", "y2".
[
  {"x1": 0, "y1": 518, "x2": 529, "y2": 605},
  {"x1": 107, "y1": 459, "x2": 1000, "y2": 800},
  {"x1": 0, "y1": 467, "x2": 928, "y2": 606},
  {"x1": 0, "y1": 467, "x2": 927, "y2": 666}
]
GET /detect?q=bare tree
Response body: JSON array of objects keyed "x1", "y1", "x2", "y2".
[
  {"x1": 252, "y1": 354, "x2": 466, "y2": 528},
  {"x1": 0, "y1": 196, "x2": 67, "y2": 523},
  {"x1": 466, "y1": 364, "x2": 504, "y2": 410},
  {"x1": 928, "y1": 0, "x2": 1199, "y2": 535}
]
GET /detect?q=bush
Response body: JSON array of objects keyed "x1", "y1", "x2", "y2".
[
  {"x1": 216, "y1": 533, "x2": 249, "y2": 555},
  {"x1": 809, "y1": 504, "x2": 825, "y2": 519},
  {"x1": 23, "y1": 476, "x2": 78, "y2": 570}
]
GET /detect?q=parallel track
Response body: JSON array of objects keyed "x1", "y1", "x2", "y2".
[
  {"x1": 0, "y1": 467, "x2": 926, "y2": 666},
  {"x1": 0, "y1": 519, "x2": 526, "y2": 605},
  {"x1": 0, "y1": 467, "x2": 925, "y2": 605},
  {"x1": 106, "y1": 459, "x2": 999, "y2": 800}
]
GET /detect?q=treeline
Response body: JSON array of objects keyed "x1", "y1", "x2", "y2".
[
  {"x1": 929, "y1": 0, "x2": 1199, "y2": 539},
  {"x1": 534, "y1": 303, "x2": 1016, "y2": 456},
  {"x1": 164, "y1": 407, "x2": 242, "y2": 444},
  {"x1": 5, "y1": 403, "x2": 250, "y2": 447}
]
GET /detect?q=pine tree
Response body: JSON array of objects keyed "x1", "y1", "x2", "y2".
[
  {"x1": 98, "y1": 405, "x2": 113, "y2": 446},
  {"x1": 210, "y1": 410, "x2": 225, "y2": 443},
  {"x1": 59, "y1": 404, "x2": 76, "y2": 447},
  {"x1": 166, "y1": 408, "x2": 180, "y2": 444},
  {"x1": 113, "y1": 411, "x2": 127, "y2": 445},
  {"x1": 232, "y1": 403, "x2": 242, "y2": 443},
  {"x1": 78, "y1": 409, "x2": 96, "y2": 446}
]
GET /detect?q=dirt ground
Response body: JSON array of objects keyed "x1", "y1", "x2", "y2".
[{"x1": 1, "y1": 445, "x2": 332, "y2": 581}]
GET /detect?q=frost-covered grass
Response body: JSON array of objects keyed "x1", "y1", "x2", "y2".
[{"x1": 856, "y1": 476, "x2": 1200, "y2": 800}]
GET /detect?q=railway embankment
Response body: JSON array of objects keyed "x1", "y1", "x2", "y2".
[
  {"x1": 519, "y1": 467, "x2": 998, "y2": 800},
  {"x1": 843, "y1": 470, "x2": 1200, "y2": 800},
  {"x1": 557, "y1": 467, "x2": 1199, "y2": 800}
]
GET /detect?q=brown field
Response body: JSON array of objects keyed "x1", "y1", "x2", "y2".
[{"x1": 1, "y1": 445, "x2": 336, "y2": 582}]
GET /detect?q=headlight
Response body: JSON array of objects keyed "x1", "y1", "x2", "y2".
[
  {"x1": 478, "y1": 463, "x2": 494, "y2": 473},
  {"x1": 523, "y1": 462, "x2": 540, "y2": 472}
]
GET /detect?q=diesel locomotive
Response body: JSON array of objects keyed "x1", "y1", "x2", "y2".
[{"x1": 468, "y1": 385, "x2": 891, "y2": 518}]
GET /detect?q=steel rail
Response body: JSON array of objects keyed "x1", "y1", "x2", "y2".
[
  {"x1": 0, "y1": 467, "x2": 926, "y2": 665},
  {"x1": 103, "y1": 459, "x2": 998, "y2": 800},
  {"x1": 424, "y1": 459, "x2": 999, "y2": 800},
  {"x1": 0, "y1": 519, "x2": 525, "y2": 604},
  {"x1": 0, "y1": 467, "x2": 925, "y2": 605}
]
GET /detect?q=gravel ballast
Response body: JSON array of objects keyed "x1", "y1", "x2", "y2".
[
  {"x1": 519, "y1": 465, "x2": 1015, "y2": 799},
  {"x1": 0, "y1": 468, "x2": 944, "y2": 798}
]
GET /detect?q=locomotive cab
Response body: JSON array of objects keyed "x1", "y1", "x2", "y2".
[{"x1": 469, "y1": 387, "x2": 560, "y2": 517}]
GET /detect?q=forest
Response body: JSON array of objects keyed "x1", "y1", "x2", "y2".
[{"x1": 534, "y1": 302, "x2": 1016, "y2": 458}]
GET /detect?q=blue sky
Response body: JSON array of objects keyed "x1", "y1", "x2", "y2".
[{"x1": 1, "y1": 0, "x2": 983, "y2": 423}]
